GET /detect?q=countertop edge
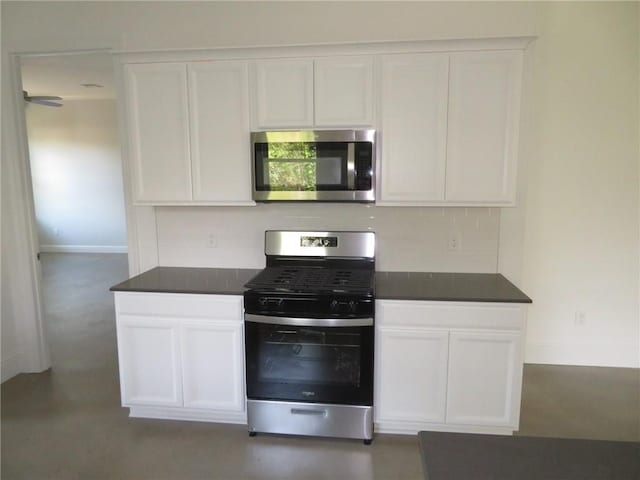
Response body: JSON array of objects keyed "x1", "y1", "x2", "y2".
[
  {"x1": 109, "y1": 267, "x2": 532, "y2": 304},
  {"x1": 376, "y1": 295, "x2": 532, "y2": 304},
  {"x1": 110, "y1": 287, "x2": 246, "y2": 296},
  {"x1": 109, "y1": 287, "x2": 532, "y2": 303}
]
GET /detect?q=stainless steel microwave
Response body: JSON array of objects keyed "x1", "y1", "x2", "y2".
[{"x1": 251, "y1": 130, "x2": 375, "y2": 202}]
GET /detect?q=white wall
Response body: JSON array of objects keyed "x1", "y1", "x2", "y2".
[
  {"x1": 157, "y1": 206, "x2": 499, "y2": 272},
  {"x1": 520, "y1": 3, "x2": 639, "y2": 367},
  {"x1": 1, "y1": 2, "x2": 638, "y2": 380},
  {"x1": 25, "y1": 99, "x2": 127, "y2": 253}
]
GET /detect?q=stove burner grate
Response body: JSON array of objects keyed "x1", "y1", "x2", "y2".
[{"x1": 247, "y1": 267, "x2": 373, "y2": 293}]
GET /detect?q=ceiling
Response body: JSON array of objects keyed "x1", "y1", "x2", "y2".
[{"x1": 20, "y1": 52, "x2": 116, "y2": 101}]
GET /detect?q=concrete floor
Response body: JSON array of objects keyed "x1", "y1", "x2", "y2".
[{"x1": 2, "y1": 253, "x2": 639, "y2": 479}]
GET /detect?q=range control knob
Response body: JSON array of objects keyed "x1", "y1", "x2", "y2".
[
  {"x1": 348, "y1": 300, "x2": 357, "y2": 312},
  {"x1": 330, "y1": 299, "x2": 339, "y2": 311},
  {"x1": 258, "y1": 297, "x2": 268, "y2": 306}
]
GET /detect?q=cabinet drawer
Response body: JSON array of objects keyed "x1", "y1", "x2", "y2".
[
  {"x1": 376, "y1": 300, "x2": 525, "y2": 331},
  {"x1": 115, "y1": 292, "x2": 243, "y2": 320}
]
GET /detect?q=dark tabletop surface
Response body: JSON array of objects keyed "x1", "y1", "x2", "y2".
[
  {"x1": 375, "y1": 272, "x2": 531, "y2": 303},
  {"x1": 418, "y1": 431, "x2": 640, "y2": 480},
  {"x1": 111, "y1": 267, "x2": 531, "y2": 303},
  {"x1": 110, "y1": 267, "x2": 261, "y2": 296}
]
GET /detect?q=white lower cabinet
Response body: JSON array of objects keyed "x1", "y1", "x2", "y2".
[
  {"x1": 376, "y1": 327, "x2": 449, "y2": 423},
  {"x1": 118, "y1": 316, "x2": 183, "y2": 407},
  {"x1": 446, "y1": 331, "x2": 522, "y2": 427},
  {"x1": 114, "y1": 292, "x2": 246, "y2": 424},
  {"x1": 375, "y1": 300, "x2": 526, "y2": 435},
  {"x1": 181, "y1": 321, "x2": 244, "y2": 412},
  {"x1": 114, "y1": 292, "x2": 526, "y2": 432}
]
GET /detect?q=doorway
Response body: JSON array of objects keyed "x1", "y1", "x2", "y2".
[
  {"x1": 19, "y1": 51, "x2": 129, "y2": 374},
  {"x1": 21, "y1": 52, "x2": 127, "y2": 254}
]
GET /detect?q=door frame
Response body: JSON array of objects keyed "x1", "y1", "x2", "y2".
[{"x1": 5, "y1": 47, "x2": 153, "y2": 377}]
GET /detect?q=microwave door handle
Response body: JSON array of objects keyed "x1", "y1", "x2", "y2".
[{"x1": 347, "y1": 142, "x2": 356, "y2": 189}]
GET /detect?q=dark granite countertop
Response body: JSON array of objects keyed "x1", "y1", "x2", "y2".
[
  {"x1": 375, "y1": 272, "x2": 531, "y2": 303},
  {"x1": 418, "y1": 431, "x2": 640, "y2": 480},
  {"x1": 110, "y1": 267, "x2": 261, "y2": 296},
  {"x1": 111, "y1": 267, "x2": 531, "y2": 304}
]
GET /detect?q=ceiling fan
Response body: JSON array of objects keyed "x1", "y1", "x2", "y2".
[{"x1": 23, "y1": 90, "x2": 63, "y2": 107}]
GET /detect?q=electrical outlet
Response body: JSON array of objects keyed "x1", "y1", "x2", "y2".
[
  {"x1": 448, "y1": 232, "x2": 461, "y2": 251},
  {"x1": 206, "y1": 233, "x2": 217, "y2": 248},
  {"x1": 574, "y1": 311, "x2": 586, "y2": 326}
]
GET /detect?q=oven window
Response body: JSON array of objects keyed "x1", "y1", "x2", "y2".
[
  {"x1": 245, "y1": 321, "x2": 373, "y2": 405},
  {"x1": 260, "y1": 326, "x2": 360, "y2": 385},
  {"x1": 254, "y1": 142, "x2": 347, "y2": 191}
]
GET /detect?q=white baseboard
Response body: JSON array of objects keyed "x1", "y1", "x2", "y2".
[
  {"x1": 128, "y1": 405, "x2": 247, "y2": 424},
  {"x1": 375, "y1": 421, "x2": 514, "y2": 436},
  {"x1": 40, "y1": 245, "x2": 128, "y2": 254},
  {"x1": 1, "y1": 352, "x2": 23, "y2": 383},
  {"x1": 525, "y1": 341, "x2": 640, "y2": 368}
]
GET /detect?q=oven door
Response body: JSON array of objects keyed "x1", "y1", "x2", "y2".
[{"x1": 245, "y1": 315, "x2": 374, "y2": 406}]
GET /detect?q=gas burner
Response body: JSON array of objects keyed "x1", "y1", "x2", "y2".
[{"x1": 246, "y1": 267, "x2": 374, "y2": 295}]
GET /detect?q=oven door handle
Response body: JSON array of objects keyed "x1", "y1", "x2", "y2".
[{"x1": 245, "y1": 314, "x2": 373, "y2": 327}]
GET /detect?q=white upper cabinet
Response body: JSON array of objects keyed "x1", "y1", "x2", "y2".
[
  {"x1": 377, "y1": 49, "x2": 524, "y2": 206},
  {"x1": 189, "y1": 61, "x2": 252, "y2": 203},
  {"x1": 121, "y1": 39, "x2": 527, "y2": 206},
  {"x1": 446, "y1": 51, "x2": 522, "y2": 204},
  {"x1": 123, "y1": 60, "x2": 253, "y2": 205},
  {"x1": 314, "y1": 56, "x2": 374, "y2": 127},
  {"x1": 253, "y1": 56, "x2": 374, "y2": 129},
  {"x1": 125, "y1": 63, "x2": 192, "y2": 202},
  {"x1": 378, "y1": 54, "x2": 449, "y2": 203},
  {"x1": 254, "y1": 59, "x2": 314, "y2": 128}
]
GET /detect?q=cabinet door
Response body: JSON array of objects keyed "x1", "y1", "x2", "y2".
[
  {"x1": 378, "y1": 54, "x2": 449, "y2": 204},
  {"x1": 254, "y1": 59, "x2": 314, "y2": 128},
  {"x1": 446, "y1": 331, "x2": 523, "y2": 427},
  {"x1": 376, "y1": 327, "x2": 449, "y2": 424},
  {"x1": 180, "y1": 321, "x2": 245, "y2": 412},
  {"x1": 446, "y1": 51, "x2": 522, "y2": 204},
  {"x1": 117, "y1": 316, "x2": 182, "y2": 407},
  {"x1": 189, "y1": 61, "x2": 252, "y2": 203},
  {"x1": 125, "y1": 63, "x2": 192, "y2": 202},
  {"x1": 314, "y1": 56, "x2": 374, "y2": 127}
]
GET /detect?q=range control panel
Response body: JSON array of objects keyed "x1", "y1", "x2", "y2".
[{"x1": 243, "y1": 292, "x2": 374, "y2": 319}]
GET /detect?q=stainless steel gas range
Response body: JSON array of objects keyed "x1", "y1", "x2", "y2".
[{"x1": 243, "y1": 230, "x2": 375, "y2": 444}]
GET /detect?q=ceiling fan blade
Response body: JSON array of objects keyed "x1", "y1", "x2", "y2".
[
  {"x1": 30, "y1": 95, "x2": 63, "y2": 101},
  {"x1": 30, "y1": 98, "x2": 63, "y2": 107},
  {"x1": 23, "y1": 90, "x2": 63, "y2": 107}
]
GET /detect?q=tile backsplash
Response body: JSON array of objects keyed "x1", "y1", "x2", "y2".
[{"x1": 156, "y1": 204, "x2": 500, "y2": 272}]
